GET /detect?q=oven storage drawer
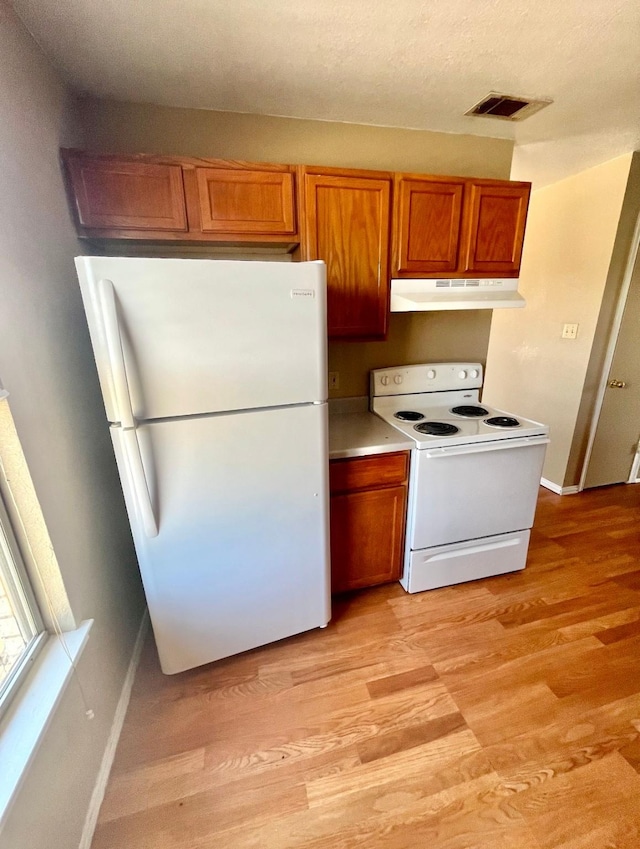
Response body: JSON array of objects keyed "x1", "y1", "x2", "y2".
[
  {"x1": 402, "y1": 530, "x2": 530, "y2": 593},
  {"x1": 410, "y1": 436, "x2": 548, "y2": 549}
]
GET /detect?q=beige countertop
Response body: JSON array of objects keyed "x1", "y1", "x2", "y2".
[{"x1": 328, "y1": 397, "x2": 414, "y2": 460}]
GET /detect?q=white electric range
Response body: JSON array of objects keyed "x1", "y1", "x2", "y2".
[{"x1": 370, "y1": 363, "x2": 549, "y2": 593}]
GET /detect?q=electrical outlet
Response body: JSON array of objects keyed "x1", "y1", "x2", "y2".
[
  {"x1": 329, "y1": 372, "x2": 340, "y2": 390},
  {"x1": 562, "y1": 323, "x2": 579, "y2": 340}
]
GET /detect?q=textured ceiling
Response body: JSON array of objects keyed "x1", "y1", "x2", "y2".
[{"x1": 11, "y1": 0, "x2": 640, "y2": 186}]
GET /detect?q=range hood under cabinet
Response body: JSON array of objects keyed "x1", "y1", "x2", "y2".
[{"x1": 390, "y1": 278, "x2": 525, "y2": 312}]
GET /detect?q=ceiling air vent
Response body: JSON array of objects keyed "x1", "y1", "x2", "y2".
[{"x1": 465, "y1": 93, "x2": 552, "y2": 122}]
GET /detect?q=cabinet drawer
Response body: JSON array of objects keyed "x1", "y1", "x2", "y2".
[{"x1": 329, "y1": 451, "x2": 409, "y2": 493}]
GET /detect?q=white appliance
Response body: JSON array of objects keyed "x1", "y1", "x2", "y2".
[
  {"x1": 371, "y1": 363, "x2": 549, "y2": 593},
  {"x1": 390, "y1": 278, "x2": 525, "y2": 311},
  {"x1": 76, "y1": 256, "x2": 331, "y2": 674}
]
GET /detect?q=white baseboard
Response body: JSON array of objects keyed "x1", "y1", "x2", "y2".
[
  {"x1": 540, "y1": 477, "x2": 562, "y2": 494},
  {"x1": 540, "y1": 478, "x2": 580, "y2": 495},
  {"x1": 79, "y1": 609, "x2": 149, "y2": 849}
]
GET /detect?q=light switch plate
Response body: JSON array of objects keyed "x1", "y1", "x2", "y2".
[{"x1": 562, "y1": 323, "x2": 579, "y2": 339}]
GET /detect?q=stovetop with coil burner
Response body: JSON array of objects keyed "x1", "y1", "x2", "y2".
[{"x1": 370, "y1": 363, "x2": 547, "y2": 450}]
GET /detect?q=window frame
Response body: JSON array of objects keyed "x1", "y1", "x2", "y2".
[{"x1": 0, "y1": 492, "x2": 47, "y2": 718}]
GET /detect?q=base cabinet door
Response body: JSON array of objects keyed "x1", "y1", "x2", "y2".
[
  {"x1": 300, "y1": 167, "x2": 391, "y2": 340},
  {"x1": 329, "y1": 451, "x2": 409, "y2": 593},
  {"x1": 330, "y1": 486, "x2": 406, "y2": 592}
]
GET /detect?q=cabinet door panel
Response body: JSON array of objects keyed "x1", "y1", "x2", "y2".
[
  {"x1": 66, "y1": 156, "x2": 187, "y2": 231},
  {"x1": 463, "y1": 182, "x2": 530, "y2": 275},
  {"x1": 194, "y1": 168, "x2": 296, "y2": 234},
  {"x1": 394, "y1": 177, "x2": 464, "y2": 274},
  {"x1": 302, "y1": 172, "x2": 391, "y2": 339},
  {"x1": 330, "y1": 485, "x2": 406, "y2": 593}
]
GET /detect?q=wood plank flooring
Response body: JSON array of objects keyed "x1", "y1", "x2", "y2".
[{"x1": 92, "y1": 484, "x2": 640, "y2": 849}]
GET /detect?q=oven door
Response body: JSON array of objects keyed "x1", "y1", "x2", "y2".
[{"x1": 409, "y1": 435, "x2": 549, "y2": 549}]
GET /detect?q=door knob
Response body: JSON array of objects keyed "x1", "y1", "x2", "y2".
[{"x1": 608, "y1": 379, "x2": 627, "y2": 388}]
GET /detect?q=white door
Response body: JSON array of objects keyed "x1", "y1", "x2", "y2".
[
  {"x1": 77, "y1": 257, "x2": 327, "y2": 422},
  {"x1": 584, "y1": 248, "x2": 640, "y2": 487},
  {"x1": 111, "y1": 402, "x2": 330, "y2": 674},
  {"x1": 410, "y1": 437, "x2": 548, "y2": 549}
]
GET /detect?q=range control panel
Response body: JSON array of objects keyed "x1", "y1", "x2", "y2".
[{"x1": 370, "y1": 363, "x2": 483, "y2": 397}]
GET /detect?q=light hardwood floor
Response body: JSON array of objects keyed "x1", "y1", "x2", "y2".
[{"x1": 92, "y1": 484, "x2": 640, "y2": 849}]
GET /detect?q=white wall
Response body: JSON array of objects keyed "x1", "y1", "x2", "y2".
[
  {"x1": 484, "y1": 154, "x2": 632, "y2": 488},
  {"x1": 0, "y1": 4, "x2": 145, "y2": 846}
]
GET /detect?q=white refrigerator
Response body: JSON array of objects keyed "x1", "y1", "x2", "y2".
[{"x1": 76, "y1": 257, "x2": 331, "y2": 674}]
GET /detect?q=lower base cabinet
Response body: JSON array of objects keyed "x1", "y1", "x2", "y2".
[{"x1": 329, "y1": 451, "x2": 409, "y2": 593}]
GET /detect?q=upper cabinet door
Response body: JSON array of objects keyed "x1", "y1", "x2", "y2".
[
  {"x1": 462, "y1": 181, "x2": 531, "y2": 276},
  {"x1": 300, "y1": 168, "x2": 391, "y2": 340},
  {"x1": 64, "y1": 153, "x2": 187, "y2": 232},
  {"x1": 192, "y1": 167, "x2": 296, "y2": 235},
  {"x1": 393, "y1": 176, "x2": 465, "y2": 275}
]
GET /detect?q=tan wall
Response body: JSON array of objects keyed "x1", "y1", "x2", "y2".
[
  {"x1": 483, "y1": 154, "x2": 633, "y2": 488},
  {"x1": 0, "y1": 6, "x2": 144, "y2": 847},
  {"x1": 78, "y1": 98, "x2": 513, "y2": 176},
  {"x1": 78, "y1": 98, "x2": 514, "y2": 395},
  {"x1": 567, "y1": 153, "x2": 640, "y2": 486},
  {"x1": 329, "y1": 311, "x2": 493, "y2": 397}
]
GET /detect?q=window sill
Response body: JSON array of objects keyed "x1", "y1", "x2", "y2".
[{"x1": 0, "y1": 620, "x2": 93, "y2": 826}]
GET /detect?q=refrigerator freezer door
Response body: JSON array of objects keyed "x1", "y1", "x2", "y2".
[
  {"x1": 77, "y1": 257, "x2": 327, "y2": 423},
  {"x1": 111, "y1": 403, "x2": 331, "y2": 674}
]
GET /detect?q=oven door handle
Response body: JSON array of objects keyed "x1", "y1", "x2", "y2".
[{"x1": 424, "y1": 435, "x2": 549, "y2": 458}]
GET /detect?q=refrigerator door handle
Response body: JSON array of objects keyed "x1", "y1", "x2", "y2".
[
  {"x1": 98, "y1": 278, "x2": 135, "y2": 429},
  {"x1": 122, "y1": 427, "x2": 158, "y2": 538}
]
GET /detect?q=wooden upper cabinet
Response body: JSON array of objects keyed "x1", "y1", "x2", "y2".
[
  {"x1": 63, "y1": 151, "x2": 187, "y2": 232},
  {"x1": 392, "y1": 176, "x2": 465, "y2": 275},
  {"x1": 299, "y1": 167, "x2": 391, "y2": 340},
  {"x1": 391, "y1": 175, "x2": 531, "y2": 278},
  {"x1": 62, "y1": 149, "x2": 530, "y2": 281},
  {"x1": 189, "y1": 166, "x2": 296, "y2": 235},
  {"x1": 62, "y1": 151, "x2": 298, "y2": 243},
  {"x1": 462, "y1": 181, "x2": 531, "y2": 275}
]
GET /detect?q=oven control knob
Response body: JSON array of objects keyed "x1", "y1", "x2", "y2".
[
  {"x1": 380, "y1": 375, "x2": 390, "y2": 386},
  {"x1": 427, "y1": 369, "x2": 436, "y2": 380},
  {"x1": 458, "y1": 370, "x2": 468, "y2": 380},
  {"x1": 469, "y1": 369, "x2": 479, "y2": 379},
  {"x1": 394, "y1": 375, "x2": 403, "y2": 385}
]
